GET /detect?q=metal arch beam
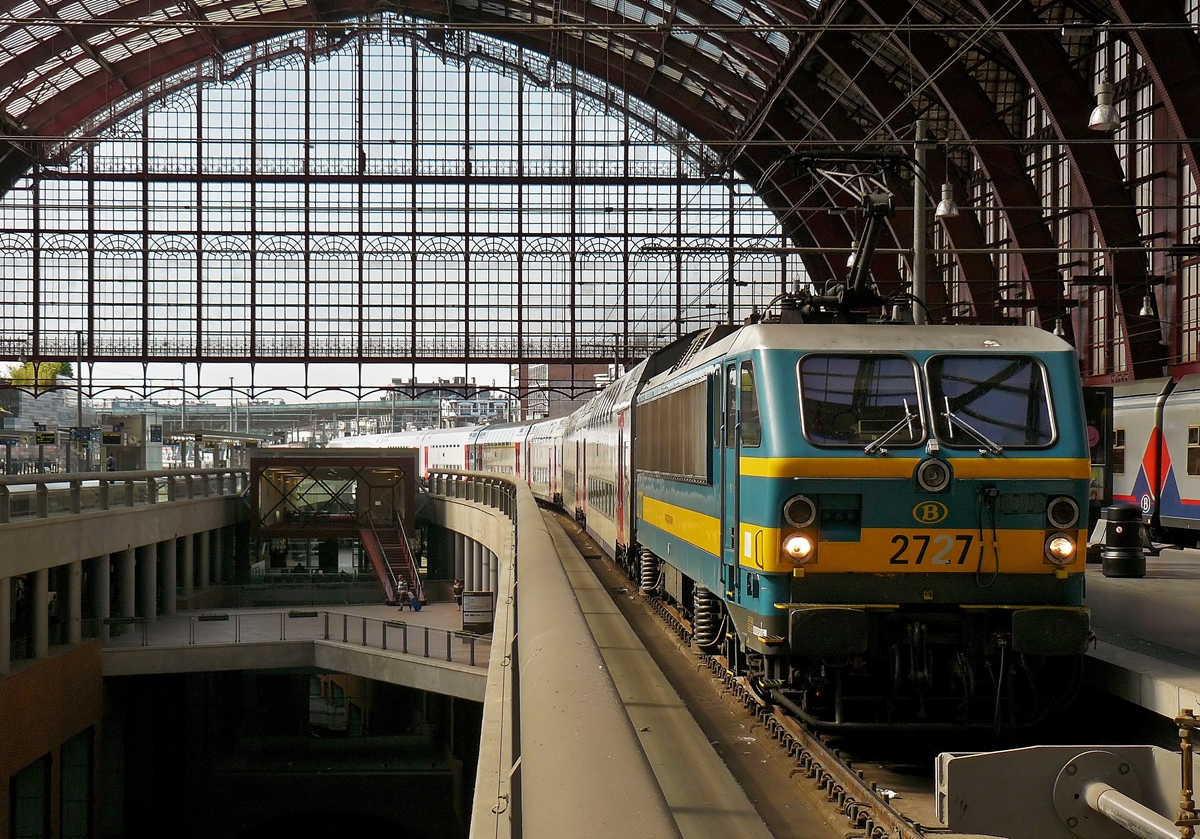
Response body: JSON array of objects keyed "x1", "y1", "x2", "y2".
[
  {"x1": 970, "y1": 0, "x2": 1162, "y2": 380},
  {"x1": 24, "y1": 3, "x2": 762, "y2": 144},
  {"x1": 485, "y1": 0, "x2": 767, "y2": 114},
  {"x1": 487, "y1": 22, "x2": 750, "y2": 139},
  {"x1": 1112, "y1": 0, "x2": 1200, "y2": 178},
  {"x1": 814, "y1": 31, "x2": 1001, "y2": 323},
  {"x1": 859, "y1": 0, "x2": 1067, "y2": 338}
]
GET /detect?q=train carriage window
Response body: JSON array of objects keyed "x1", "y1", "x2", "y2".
[
  {"x1": 1113, "y1": 428, "x2": 1125, "y2": 475},
  {"x1": 740, "y1": 361, "x2": 762, "y2": 448},
  {"x1": 927, "y1": 355, "x2": 1054, "y2": 448},
  {"x1": 1188, "y1": 428, "x2": 1200, "y2": 477},
  {"x1": 798, "y1": 355, "x2": 923, "y2": 447}
]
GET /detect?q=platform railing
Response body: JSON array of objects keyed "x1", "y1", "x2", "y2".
[
  {"x1": 425, "y1": 469, "x2": 679, "y2": 839},
  {"x1": 0, "y1": 468, "x2": 248, "y2": 523},
  {"x1": 93, "y1": 610, "x2": 489, "y2": 667}
]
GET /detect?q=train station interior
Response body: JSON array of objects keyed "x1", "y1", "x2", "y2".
[{"x1": 4, "y1": 1, "x2": 1200, "y2": 838}]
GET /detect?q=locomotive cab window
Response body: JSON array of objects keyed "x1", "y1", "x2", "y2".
[
  {"x1": 798, "y1": 355, "x2": 923, "y2": 447},
  {"x1": 1188, "y1": 427, "x2": 1200, "y2": 476},
  {"x1": 927, "y1": 355, "x2": 1054, "y2": 449},
  {"x1": 740, "y1": 361, "x2": 762, "y2": 448},
  {"x1": 1113, "y1": 428, "x2": 1125, "y2": 475}
]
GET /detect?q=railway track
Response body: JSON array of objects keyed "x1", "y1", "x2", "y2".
[{"x1": 647, "y1": 596, "x2": 930, "y2": 839}]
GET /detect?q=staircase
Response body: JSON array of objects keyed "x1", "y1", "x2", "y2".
[{"x1": 362, "y1": 521, "x2": 422, "y2": 605}]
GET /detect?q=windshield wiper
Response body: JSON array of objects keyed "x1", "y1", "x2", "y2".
[
  {"x1": 942, "y1": 396, "x2": 1004, "y2": 455},
  {"x1": 864, "y1": 399, "x2": 916, "y2": 455}
]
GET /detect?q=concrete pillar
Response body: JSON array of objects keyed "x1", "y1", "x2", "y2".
[
  {"x1": 119, "y1": 547, "x2": 136, "y2": 620},
  {"x1": 160, "y1": 538, "x2": 177, "y2": 616},
  {"x1": 463, "y1": 537, "x2": 472, "y2": 590},
  {"x1": 199, "y1": 529, "x2": 211, "y2": 590},
  {"x1": 0, "y1": 577, "x2": 10, "y2": 675},
  {"x1": 138, "y1": 544, "x2": 157, "y2": 620},
  {"x1": 93, "y1": 555, "x2": 110, "y2": 642},
  {"x1": 32, "y1": 567, "x2": 48, "y2": 659},
  {"x1": 454, "y1": 532, "x2": 465, "y2": 583},
  {"x1": 181, "y1": 534, "x2": 195, "y2": 598},
  {"x1": 68, "y1": 559, "x2": 82, "y2": 645}
]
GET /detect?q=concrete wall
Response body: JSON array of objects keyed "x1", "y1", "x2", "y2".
[{"x1": 0, "y1": 642, "x2": 105, "y2": 834}]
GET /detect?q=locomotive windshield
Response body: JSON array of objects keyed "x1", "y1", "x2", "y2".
[
  {"x1": 927, "y1": 355, "x2": 1054, "y2": 449},
  {"x1": 799, "y1": 355, "x2": 924, "y2": 447}
]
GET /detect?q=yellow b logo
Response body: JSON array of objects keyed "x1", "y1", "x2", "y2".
[{"x1": 913, "y1": 501, "x2": 949, "y2": 524}]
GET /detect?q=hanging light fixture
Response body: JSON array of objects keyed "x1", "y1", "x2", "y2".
[
  {"x1": 846, "y1": 239, "x2": 858, "y2": 269},
  {"x1": 1088, "y1": 75, "x2": 1120, "y2": 132},
  {"x1": 1140, "y1": 294, "x2": 1156, "y2": 317},
  {"x1": 934, "y1": 183, "x2": 959, "y2": 218},
  {"x1": 1052, "y1": 318, "x2": 1066, "y2": 338}
]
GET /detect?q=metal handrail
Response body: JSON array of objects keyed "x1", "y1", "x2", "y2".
[{"x1": 365, "y1": 514, "x2": 401, "y2": 601}]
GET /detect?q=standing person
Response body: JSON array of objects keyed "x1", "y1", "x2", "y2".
[
  {"x1": 395, "y1": 579, "x2": 410, "y2": 610},
  {"x1": 452, "y1": 579, "x2": 464, "y2": 611},
  {"x1": 106, "y1": 454, "x2": 116, "y2": 472}
]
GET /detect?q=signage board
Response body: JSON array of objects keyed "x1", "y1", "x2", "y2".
[
  {"x1": 149, "y1": 424, "x2": 163, "y2": 443},
  {"x1": 102, "y1": 432, "x2": 123, "y2": 445},
  {"x1": 462, "y1": 591, "x2": 495, "y2": 634},
  {"x1": 35, "y1": 432, "x2": 56, "y2": 445}
]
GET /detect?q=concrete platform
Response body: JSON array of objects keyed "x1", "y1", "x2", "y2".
[{"x1": 1085, "y1": 550, "x2": 1200, "y2": 718}]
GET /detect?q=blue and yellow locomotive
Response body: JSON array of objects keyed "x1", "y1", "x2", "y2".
[{"x1": 631, "y1": 323, "x2": 1090, "y2": 730}]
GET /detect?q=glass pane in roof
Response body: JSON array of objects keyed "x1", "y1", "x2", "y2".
[
  {"x1": 0, "y1": 29, "x2": 39, "y2": 58},
  {"x1": 695, "y1": 37, "x2": 723, "y2": 61},
  {"x1": 711, "y1": 0, "x2": 747, "y2": 22},
  {"x1": 81, "y1": 0, "x2": 123, "y2": 16},
  {"x1": 10, "y1": 1, "x2": 40, "y2": 18}
]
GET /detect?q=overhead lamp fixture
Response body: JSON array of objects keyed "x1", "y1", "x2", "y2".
[
  {"x1": 846, "y1": 239, "x2": 858, "y2": 269},
  {"x1": 1052, "y1": 318, "x2": 1066, "y2": 338},
  {"x1": 1139, "y1": 294, "x2": 1156, "y2": 317},
  {"x1": 1088, "y1": 75, "x2": 1121, "y2": 132},
  {"x1": 934, "y1": 183, "x2": 959, "y2": 219}
]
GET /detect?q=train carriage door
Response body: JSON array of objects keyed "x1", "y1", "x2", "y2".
[
  {"x1": 617, "y1": 411, "x2": 626, "y2": 546},
  {"x1": 722, "y1": 363, "x2": 740, "y2": 599}
]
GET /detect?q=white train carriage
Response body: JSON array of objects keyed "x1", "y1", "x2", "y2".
[
  {"x1": 468, "y1": 421, "x2": 534, "y2": 476},
  {"x1": 525, "y1": 416, "x2": 567, "y2": 504}
]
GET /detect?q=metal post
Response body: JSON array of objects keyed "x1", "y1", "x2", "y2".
[
  {"x1": 181, "y1": 364, "x2": 187, "y2": 463},
  {"x1": 912, "y1": 118, "x2": 929, "y2": 325},
  {"x1": 76, "y1": 329, "x2": 83, "y2": 472},
  {"x1": 1179, "y1": 710, "x2": 1199, "y2": 838}
]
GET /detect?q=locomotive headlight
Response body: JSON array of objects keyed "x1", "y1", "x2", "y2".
[
  {"x1": 916, "y1": 458, "x2": 952, "y2": 493},
  {"x1": 783, "y1": 495, "x2": 817, "y2": 528},
  {"x1": 1046, "y1": 495, "x2": 1080, "y2": 529},
  {"x1": 1045, "y1": 533, "x2": 1076, "y2": 565},
  {"x1": 783, "y1": 533, "x2": 815, "y2": 563}
]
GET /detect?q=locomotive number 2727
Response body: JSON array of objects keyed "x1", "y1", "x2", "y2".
[{"x1": 888, "y1": 533, "x2": 974, "y2": 565}]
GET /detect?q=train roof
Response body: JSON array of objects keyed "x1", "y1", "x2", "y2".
[
  {"x1": 660, "y1": 323, "x2": 1073, "y2": 378},
  {"x1": 739, "y1": 323, "x2": 1073, "y2": 353}
]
